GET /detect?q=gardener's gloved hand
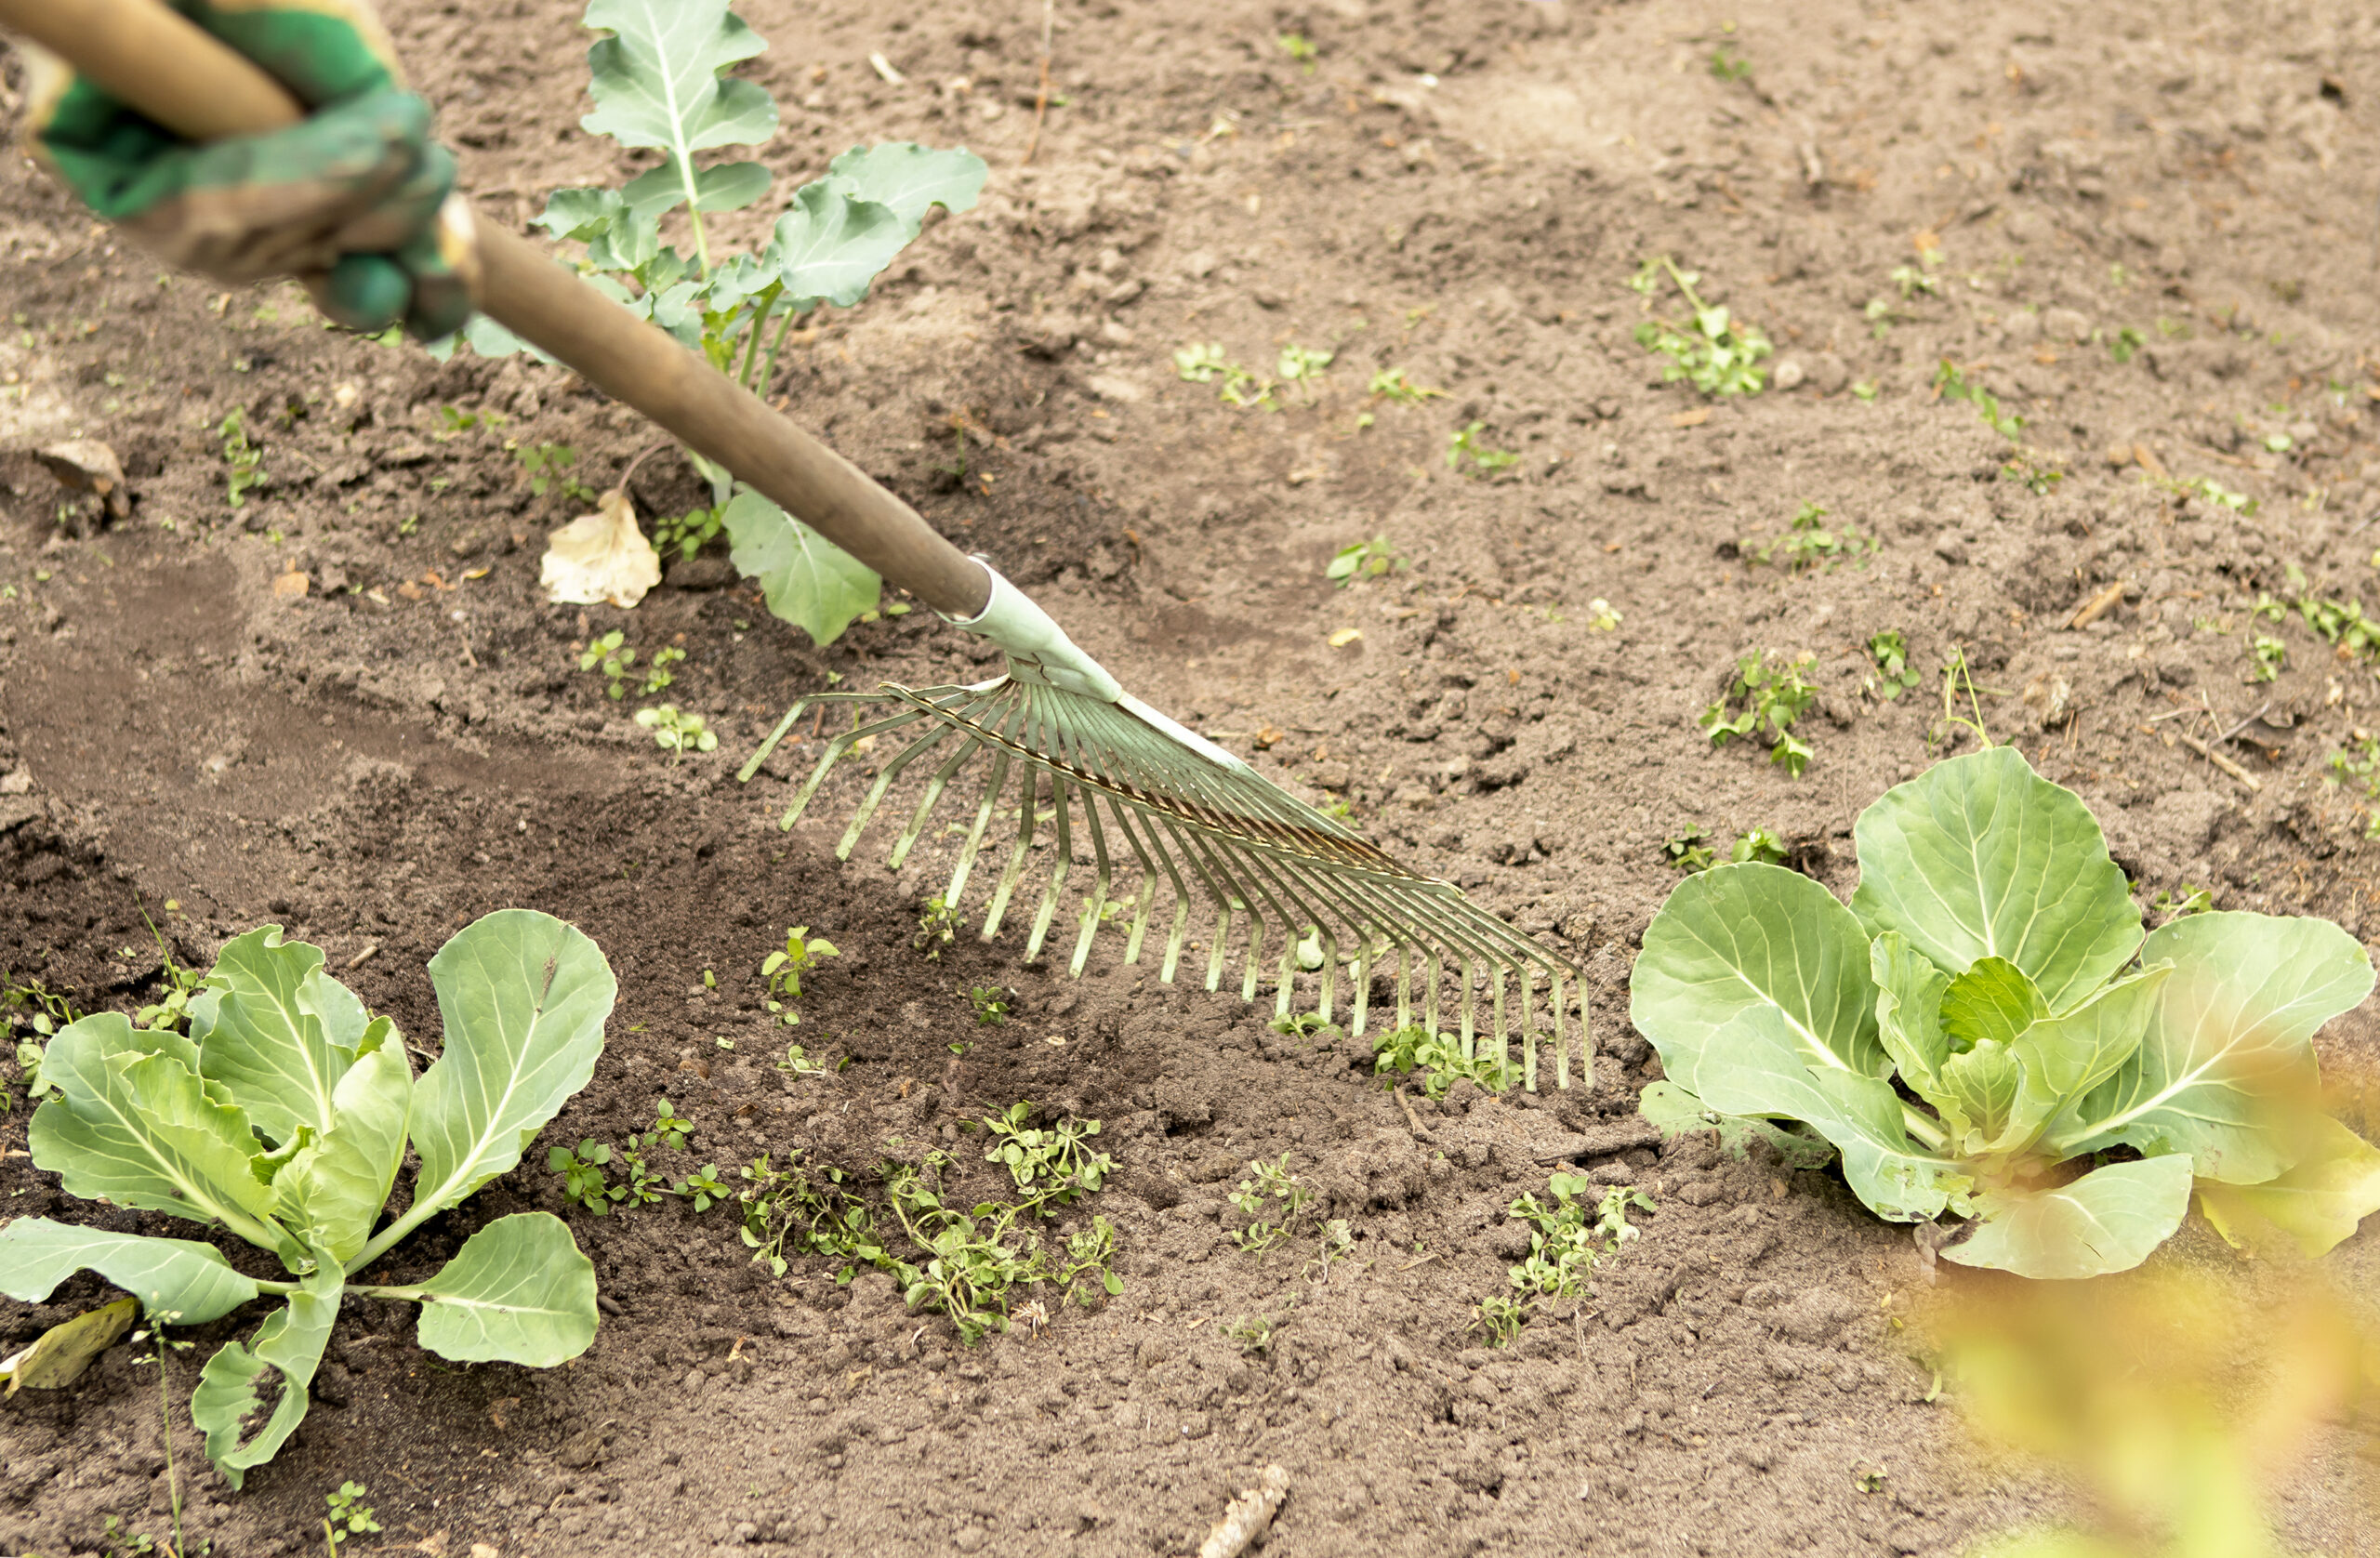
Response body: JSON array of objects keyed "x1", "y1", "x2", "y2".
[{"x1": 21, "y1": 0, "x2": 474, "y2": 338}]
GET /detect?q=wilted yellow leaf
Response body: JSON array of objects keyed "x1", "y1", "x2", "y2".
[
  {"x1": 540, "y1": 487, "x2": 661, "y2": 609},
  {"x1": 0, "y1": 1296, "x2": 136, "y2": 1395},
  {"x1": 1328, "y1": 627, "x2": 1363, "y2": 647}
]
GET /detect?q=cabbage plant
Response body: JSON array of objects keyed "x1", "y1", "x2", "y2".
[
  {"x1": 0, "y1": 911, "x2": 615, "y2": 1485},
  {"x1": 1630, "y1": 747, "x2": 2379, "y2": 1279}
]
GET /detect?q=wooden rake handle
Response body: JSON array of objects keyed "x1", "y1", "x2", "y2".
[{"x1": 0, "y1": 0, "x2": 994, "y2": 618}]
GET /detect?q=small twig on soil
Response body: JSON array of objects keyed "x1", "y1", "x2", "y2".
[
  {"x1": 2177, "y1": 732, "x2": 2262, "y2": 792},
  {"x1": 2067, "y1": 578, "x2": 2130, "y2": 629},
  {"x1": 616, "y1": 441, "x2": 675, "y2": 495},
  {"x1": 1392, "y1": 1087, "x2": 1430, "y2": 1139},
  {"x1": 1024, "y1": 0, "x2": 1055, "y2": 166},
  {"x1": 1395, "y1": 1252, "x2": 1440, "y2": 1273},
  {"x1": 2215, "y1": 700, "x2": 2274, "y2": 746},
  {"x1": 1197, "y1": 1464, "x2": 1289, "y2": 1558}
]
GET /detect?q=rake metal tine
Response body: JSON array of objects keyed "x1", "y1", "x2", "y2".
[
  {"x1": 781, "y1": 707, "x2": 927, "y2": 829},
  {"x1": 1350, "y1": 944, "x2": 1368, "y2": 1037},
  {"x1": 1521, "y1": 967, "x2": 1537, "y2": 1093},
  {"x1": 1424, "y1": 950, "x2": 1441, "y2": 1039},
  {"x1": 1490, "y1": 965, "x2": 1507, "y2": 1077},
  {"x1": 889, "y1": 733, "x2": 981, "y2": 870},
  {"x1": 1146, "y1": 811, "x2": 1236, "y2": 992},
  {"x1": 945, "y1": 749, "x2": 1011, "y2": 908},
  {"x1": 982, "y1": 761, "x2": 1040, "y2": 941},
  {"x1": 838, "y1": 720, "x2": 958, "y2": 860},
  {"x1": 1113, "y1": 800, "x2": 1195, "y2": 983},
  {"x1": 1100, "y1": 797, "x2": 1160, "y2": 966},
  {"x1": 1024, "y1": 776, "x2": 1076, "y2": 963},
  {"x1": 1459, "y1": 956, "x2": 1477, "y2": 1060},
  {"x1": 1396, "y1": 944, "x2": 1412, "y2": 1031},
  {"x1": 1068, "y1": 788, "x2": 1115, "y2": 977},
  {"x1": 1176, "y1": 827, "x2": 1263, "y2": 1003},
  {"x1": 740, "y1": 695, "x2": 817, "y2": 783},
  {"x1": 1554, "y1": 970, "x2": 1574, "y2": 1089}
]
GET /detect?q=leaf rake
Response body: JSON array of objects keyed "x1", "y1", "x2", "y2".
[{"x1": 740, "y1": 573, "x2": 1584, "y2": 1089}]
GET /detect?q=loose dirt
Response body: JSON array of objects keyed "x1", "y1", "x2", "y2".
[{"x1": 4, "y1": 0, "x2": 2378, "y2": 1553}]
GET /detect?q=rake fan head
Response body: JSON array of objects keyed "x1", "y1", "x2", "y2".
[{"x1": 741, "y1": 677, "x2": 1584, "y2": 1088}]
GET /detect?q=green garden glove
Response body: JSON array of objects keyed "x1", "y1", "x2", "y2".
[{"x1": 21, "y1": 0, "x2": 474, "y2": 338}]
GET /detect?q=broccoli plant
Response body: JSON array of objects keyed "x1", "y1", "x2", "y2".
[
  {"x1": 1631, "y1": 748, "x2": 2380, "y2": 1279},
  {"x1": 438, "y1": 0, "x2": 986, "y2": 648},
  {"x1": 0, "y1": 913, "x2": 615, "y2": 1485}
]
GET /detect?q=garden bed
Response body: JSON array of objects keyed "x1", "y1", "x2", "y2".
[{"x1": 3, "y1": 0, "x2": 2377, "y2": 1552}]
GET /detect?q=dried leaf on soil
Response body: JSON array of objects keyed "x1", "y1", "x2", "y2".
[{"x1": 541, "y1": 488, "x2": 663, "y2": 608}]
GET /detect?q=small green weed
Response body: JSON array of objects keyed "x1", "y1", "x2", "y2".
[
  {"x1": 2109, "y1": 325, "x2": 2146, "y2": 364},
  {"x1": 1731, "y1": 828, "x2": 1788, "y2": 865},
  {"x1": 1368, "y1": 367, "x2": 1445, "y2": 404},
  {"x1": 2327, "y1": 733, "x2": 2380, "y2": 838},
  {"x1": 1933, "y1": 360, "x2": 2024, "y2": 442},
  {"x1": 641, "y1": 644, "x2": 685, "y2": 695},
  {"x1": 968, "y1": 984, "x2": 1012, "y2": 1025},
  {"x1": 1174, "y1": 342, "x2": 1276, "y2": 411},
  {"x1": 510, "y1": 441, "x2": 598, "y2": 503},
  {"x1": 1747, "y1": 500, "x2": 1877, "y2": 573},
  {"x1": 1270, "y1": 1011, "x2": 1333, "y2": 1038},
  {"x1": 1328, "y1": 535, "x2": 1408, "y2": 586},
  {"x1": 975, "y1": 1101, "x2": 1116, "y2": 1206},
  {"x1": 1932, "y1": 647, "x2": 2000, "y2": 751},
  {"x1": 1708, "y1": 47, "x2": 1751, "y2": 82},
  {"x1": 2150, "y1": 883, "x2": 2215, "y2": 922},
  {"x1": 2248, "y1": 634, "x2": 2287, "y2": 683},
  {"x1": 2300, "y1": 595, "x2": 2379, "y2": 665},
  {"x1": 1700, "y1": 652, "x2": 1818, "y2": 776},
  {"x1": 913, "y1": 894, "x2": 959, "y2": 959},
  {"x1": 1662, "y1": 825, "x2": 1717, "y2": 872},
  {"x1": 634, "y1": 705, "x2": 717, "y2": 759},
  {"x1": 1891, "y1": 263, "x2": 1940, "y2": 300},
  {"x1": 653, "y1": 503, "x2": 726, "y2": 561},
  {"x1": 1276, "y1": 33, "x2": 1317, "y2": 72},
  {"x1": 324, "y1": 1482, "x2": 381, "y2": 1550},
  {"x1": 673, "y1": 1161, "x2": 731, "y2": 1212},
  {"x1": 1630, "y1": 256, "x2": 1772, "y2": 397},
  {"x1": 433, "y1": 403, "x2": 508, "y2": 439},
  {"x1": 132, "y1": 911, "x2": 205, "y2": 1034},
  {"x1": 1229, "y1": 1154, "x2": 1317, "y2": 1256},
  {"x1": 579, "y1": 630, "x2": 637, "y2": 699},
  {"x1": 1479, "y1": 1172, "x2": 1653, "y2": 1342},
  {"x1": 760, "y1": 926, "x2": 839, "y2": 1026},
  {"x1": 1223, "y1": 1310, "x2": 1282, "y2": 1357},
  {"x1": 1447, "y1": 420, "x2": 1520, "y2": 476},
  {"x1": 1369, "y1": 1024, "x2": 1514, "y2": 1101},
  {"x1": 218, "y1": 405, "x2": 267, "y2": 509},
  {"x1": 1276, "y1": 344, "x2": 1333, "y2": 398},
  {"x1": 1867, "y1": 630, "x2": 1923, "y2": 700}
]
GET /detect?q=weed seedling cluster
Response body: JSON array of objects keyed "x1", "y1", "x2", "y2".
[
  {"x1": 1747, "y1": 500, "x2": 1877, "y2": 574},
  {"x1": 1328, "y1": 535, "x2": 1408, "y2": 586},
  {"x1": 218, "y1": 406, "x2": 266, "y2": 509},
  {"x1": 1630, "y1": 256, "x2": 1772, "y2": 397},
  {"x1": 1446, "y1": 420, "x2": 1520, "y2": 476},
  {"x1": 1933, "y1": 361, "x2": 2024, "y2": 442},
  {"x1": 635, "y1": 705, "x2": 717, "y2": 758},
  {"x1": 1228, "y1": 1154, "x2": 1317, "y2": 1255},
  {"x1": 1477, "y1": 1172, "x2": 1653, "y2": 1342},
  {"x1": 2327, "y1": 732, "x2": 2380, "y2": 838},
  {"x1": 1700, "y1": 652, "x2": 1818, "y2": 776},
  {"x1": 1369, "y1": 1023, "x2": 1514, "y2": 1100},
  {"x1": 1662, "y1": 825, "x2": 1785, "y2": 872},
  {"x1": 1867, "y1": 630, "x2": 1923, "y2": 700}
]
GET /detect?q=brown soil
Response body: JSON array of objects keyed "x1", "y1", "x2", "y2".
[{"x1": 5, "y1": 0, "x2": 2380, "y2": 1553}]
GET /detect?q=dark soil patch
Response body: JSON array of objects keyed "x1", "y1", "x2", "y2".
[{"x1": 4, "y1": 0, "x2": 2379, "y2": 1553}]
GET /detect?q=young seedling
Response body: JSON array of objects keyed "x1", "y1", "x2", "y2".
[
  {"x1": 653, "y1": 503, "x2": 727, "y2": 562},
  {"x1": 1446, "y1": 420, "x2": 1520, "y2": 476},
  {"x1": 1933, "y1": 360, "x2": 2025, "y2": 442},
  {"x1": 1369, "y1": 1024, "x2": 1514, "y2": 1100},
  {"x1": 1708, "y1": 46, "x2": 1751, "y2": 82},
  {"x1": 673, "y1": 1162, "x2": 731, "y2": 1212},
  {"x1": 2248, "y1": 634, "x2": 2287, "y2": 683},
  {"x1": 218, "y1": 405, "x2": 266, "y2": 508},
  {"x1": 913, "y1": 894, "x2": 959, "y2": 959},
  {"x1": 510, "y1": 441, "x2": 597, "y2": 503},
  {"x1": 634, "y1": 705, "x2": 719, "y2": 759},
  {"x1": 1730, "y1": 828, "x2": 1788, "y2": 865},
  {"x1": 1224, "y1": 1311, "x2": 1282, "y2": 1357},
  {"x1": 1631, "y1": 746, "x2": 2380, "y2": 1280},
  {"x1": 2327, "y1": 733, "x2": 2380, "y2": 838},
  {"x1": 1476, "y1": 1171, "x2": 1654, "y2": 1341},
  {"x1": 1276, "y1": 344, "x2": 1333, "y2": 400},
  {"x1": 1276, "y1": 33, "x2": 1317, "y2": 72},
  {"x1": 2299, "y1": 595, "x2": 2379, "y2": 665},
  {"x1": 1229, "y1": 1154, "x2": 1316, "y2": 1255},
  {"x1": 1747, "y1": 500, "x2": 1878, "y2": 574},
  {"x1": 641, "y1": 644, "x2": 686, "y2": 695},
  {"x1": 1662, "y1": 825, "x2": 1717, "y2": 872},
  {"x1": 1868, "y1": 630, "x2": 1923, "y2": 701},
  {"x1": 1630, "y1": 256, "x2": 1772, "y2": 397},
  {"x1": 579, "y1": 630, "x2": 637, "y2": 699},
  {"x1": 1270, "y1": 1011, "x2": 1333, "y2": 1038},
  {"x1": 324, "y1": 1481, "x2": 381, "y2": 1551},
  {"x1": 1367, "y1": 367, "x2": 1445, "y2": 405},
  {"x1": 1, "y1": 914, "x2": 613, "y2": 1486},
  {"x1": 968, "y1": 984, "x2": 1012, "y2": 1025},
  {"x1": 2150, "y1": 884, "x2": 2214, "y2": 922},
  {"x1": 1933, "y1": 648, "x2": 1998, "y2": 751},
  {"x1": 1587, "y1": 598, "x2": 1623, "y2": 631},
  {"x1": 1174, "y1": 342, "x2": 1276, "y2": 410},
  {"x1": 1327, "y1": 535, "x2": 1408, "y2": 587},
  {"x1": 1700, "y1": 652, "x2": 1818, "y2": 776},
  {"x1": 2109, "y1": 325, "x2": 2146, "y2": 363},
  {"x1": 760, "y1": 926, "x2": 839, "y2": 1026}
]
